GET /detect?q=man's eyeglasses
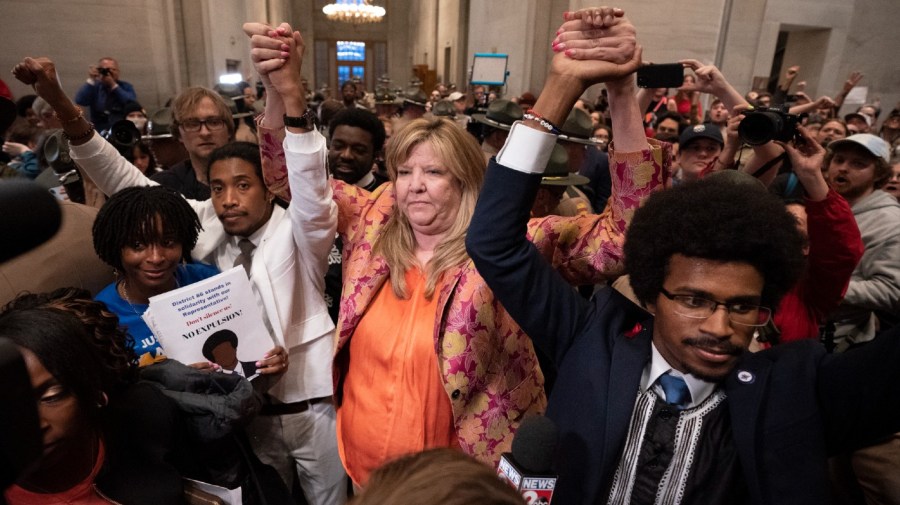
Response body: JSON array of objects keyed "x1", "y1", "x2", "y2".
[
  {"x1": 179, "y1": 117, "x2": 228, "y2": 132},
  {"x1": 659, "y1": 288, "x2": 771, "y2": 327}
]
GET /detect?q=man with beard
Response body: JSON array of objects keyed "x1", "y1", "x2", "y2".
[
  {"x1": 467, "y1": 10, "x2": 900, "y2": 501},
  {"x1": 323, "y1": 108, "x2": 387, "y2": 321},
  {"x1": 824, "y1": 133, "x2": 899, "y2": 350}
]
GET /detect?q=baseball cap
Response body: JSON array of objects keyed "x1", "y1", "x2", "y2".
[
  {"x1": 678, "y1": 123, "x2": 724, "y2": 149},
  {"x1": 828, "y1": 133, "x2": 891, "y2": 163},
  {"x1": 447, "y1": 91, "x2": 465, "y2": 102},
  {"x1": 844, "y1": 112, "x2": 872, "y2": 127}
]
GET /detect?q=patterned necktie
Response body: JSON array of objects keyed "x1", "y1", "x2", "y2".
[
  {"x1": 233, "y1": 238, "x2": 256, "y2": 278},
  {"x1": 658, "y1": 372, "x2": 692, "y2": 409}
]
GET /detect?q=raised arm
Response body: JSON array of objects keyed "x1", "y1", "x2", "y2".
[
  {"x1": 244, "y1": 22, "x2": 337, "y2": 281},
  {"x1": 13, "y1": 57, "x2": 153, "y2": 196},
  {"x1": 244, "y1": 22, "x2": 294, "y2": 202},
  {"x1": 679, "y1": 59, "x2": 746, "y2": 113},
  {"x1": 520, "y1": 10, "x2": 665, "y2": 282},
  {"x1": 468, "y1": 7, "x2": 649, "y2": 361},
  {"x1": 780, "y1": 126, "x2": 864, "y2": 319},
  {"x1": 833, "y1": 71, "x2": 863, "y2": 112}
]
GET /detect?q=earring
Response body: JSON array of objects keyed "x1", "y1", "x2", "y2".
[{"x1": 753, "y1": 329, "x2": 760, "y2": 340}]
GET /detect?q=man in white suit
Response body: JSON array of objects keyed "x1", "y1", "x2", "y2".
[{"x1": 13, "y1": 22, "x2": 347, "y2": 504}]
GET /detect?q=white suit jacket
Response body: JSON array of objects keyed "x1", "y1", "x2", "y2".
[{"x1": 71, "y1": 132, "x2": 337, "y2": 403}]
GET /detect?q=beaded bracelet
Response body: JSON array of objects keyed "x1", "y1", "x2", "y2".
[
  {"x1": 523, "y1": 110, "x2": 561, "y2": 135},
  {"x1": 55, "y1": 106, "x2": 85, "y2": 125},
  {"x1": 63, "y1": 122, "x2": 96, "y2": 142}
]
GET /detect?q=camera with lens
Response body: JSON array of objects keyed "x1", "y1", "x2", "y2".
[
  {"x1": 98, "y1": 67, "x2": 111, "y2": 77},
  {"x1": 738, "y1": 107, "x2": 806, "y2": 146},
  {"x1": 103, "y1": 120, "x2": 141, "y2": 154}
]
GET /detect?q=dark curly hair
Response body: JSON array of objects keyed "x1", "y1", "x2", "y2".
[
  {"x1": 329, "y1": 108, "x2": 387, "y2": 153},
  {"x1": 0, "y1": 288, "x2": 137, "y2": 416},
  {"x1": 625, "y1": 174, "x2": 806, "y2": 309},
  {"x1": 92, "y1": 186, "x2": 202, "y2": 271},
  {"x1": 202, "y1": 329, "x2": 238, "y2": 361}
]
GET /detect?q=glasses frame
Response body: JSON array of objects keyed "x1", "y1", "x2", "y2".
[
  {"x1": 659, "y1": 287, "x2": 771, "y2": 327},
  {"x1": 177, "y1": 117, "x2": 228, "y2": 133}
]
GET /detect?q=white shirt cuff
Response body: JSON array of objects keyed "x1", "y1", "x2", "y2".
[
  {"x1": 284, "y1": 129, "x2": 326, "y2": 154},
  {"x1": 495, "y1": 121, "x2": 557, "y2": 174}
]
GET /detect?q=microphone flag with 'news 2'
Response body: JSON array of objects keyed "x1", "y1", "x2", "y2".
[
  {"x1": 497, "y1": 416, "x2": 559, "y2": 504},
  {"x1": 0, "y1": 180, "x2": 62, "y2": 263}
]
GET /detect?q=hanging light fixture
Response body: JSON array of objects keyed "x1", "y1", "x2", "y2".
[{"x1": 322, "y1": 0, "x2": 386, "y2": 25}]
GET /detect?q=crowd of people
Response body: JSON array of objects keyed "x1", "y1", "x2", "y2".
[{"x1": 0, "y1": 6, "x2": 898, "y2": 505}]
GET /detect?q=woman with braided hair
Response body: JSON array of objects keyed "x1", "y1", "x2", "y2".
[
  {"x1": 92, "y1": 185, "x2": 219, "y2": 365},
  {"x1": 0, "y1": 288, "x2": 184, "y2": 504}
]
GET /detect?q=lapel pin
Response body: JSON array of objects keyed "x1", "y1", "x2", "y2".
[
  {"x1": 624, "y1": 323, "x2": 642, "y2": 338},
  {"x1": 737, "y1": 370, "x2": 755, "y2": 384}
]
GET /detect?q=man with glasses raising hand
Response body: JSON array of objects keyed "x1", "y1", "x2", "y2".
[
  {"x1": 468, "y1": 7, "x2": 900, "y2": 504},
  {"x1": 151, "y1": 88, "x2": 234, "y2": 200}
]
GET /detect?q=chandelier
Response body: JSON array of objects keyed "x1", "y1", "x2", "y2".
[{"x1": 323, "y1": 0, "x2": 386, "y2": 24}]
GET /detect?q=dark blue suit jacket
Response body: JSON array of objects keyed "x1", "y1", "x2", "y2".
[{"x1": 467, "y1": 159, "x2": 900, "y2": 505}]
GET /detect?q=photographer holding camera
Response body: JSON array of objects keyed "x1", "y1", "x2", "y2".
[
  {"x1": 75, "y1": 57, "x2": 137, "y2": 132},
  {"x1": 661, "y1": 60, "x2": 779, "y2": 184}
]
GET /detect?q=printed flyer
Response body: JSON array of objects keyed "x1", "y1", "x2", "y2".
[{"x1": 142, "y1": 267, "x2": 270, "y2": 379}]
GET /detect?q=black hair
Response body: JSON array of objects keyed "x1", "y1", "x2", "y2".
[
  {"x1": 655, "y1": 112, "x2": 686, "y2": 132},
  {"x1": 328, "y1": 108, "x2": 387, "y2": 153},
  {"x1": 202, "y1": 329, "x2": 237, "y2": 361},
  {"x1": 15, "y1": 94, "x2": 37, "y2": 118},
  {"x1": 206, "y1": 141, "x2": 287, "y2": 209},
  {"x1": 341, "y1": 81, "x2": 357, "y2": 93},
  {"x1": 0, "y1": 288, "x2": 137, "y2": 415},
  {"x1": 205, "y1": 141, "x2": 263, "y2": 184},
  {"x1": 625, "y1": 176, "x2": 806, "y2": 309},
  {"x1": 92, "y1": 186, "x2": 202, "y2": 271},
  {"x1": 124, "y1": 140, "x2": 158, "y2": 175}
]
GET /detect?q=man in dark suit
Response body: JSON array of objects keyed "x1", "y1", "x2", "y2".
[{"x1": 467, "y1": 7, "x2": 900, "y2": 505}]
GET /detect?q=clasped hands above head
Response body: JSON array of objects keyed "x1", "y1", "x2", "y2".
[{"x1": 548, "y1": 7, "x2": 642, "y2": 87}]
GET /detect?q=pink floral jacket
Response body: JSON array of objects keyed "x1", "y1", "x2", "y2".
[{"x1": 260, "y1": 125, "x2": 668, "y2": 466}]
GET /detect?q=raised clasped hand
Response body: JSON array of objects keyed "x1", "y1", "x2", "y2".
[
  {"x1": 243, "y1": 22, "x2": 304, "y2": 98},
  {"x1": 551, "y1": 7, "x2": 641, "y2": 87}
]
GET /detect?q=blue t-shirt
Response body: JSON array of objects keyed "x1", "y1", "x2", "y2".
[{"x1": 96, "y1": 262, "x2": 220, "y2": 362}]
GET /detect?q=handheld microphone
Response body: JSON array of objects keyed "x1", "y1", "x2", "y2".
[
  {"x1": 0, "y1": 181, "x2": 62, "y2": 263},
  {"x1": 498, "y1": 416, "x2": 559, "y2": 504}
]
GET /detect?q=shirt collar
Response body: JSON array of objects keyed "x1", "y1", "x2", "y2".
[
  {"x1": 229, "y1": 206, "x2": 276, "y2": 249},
  {"x1": 642, "y1": 342, "x2": 718, "y2": 409},
  {"x1": 355, "y1": 171, "x2": 375, "y2": 189}
]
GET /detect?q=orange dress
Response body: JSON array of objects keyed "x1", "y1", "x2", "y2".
[{"x1": 337, "y1": 268, "x2": 457, "y2": 485}]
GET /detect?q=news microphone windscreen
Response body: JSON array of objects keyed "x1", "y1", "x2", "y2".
[
  {"x1": 0, "y1": 181, "x2": 62, "y2": 263},
  {"x1": 511, "y1": 416, "x2": 558, "y2": 474}
]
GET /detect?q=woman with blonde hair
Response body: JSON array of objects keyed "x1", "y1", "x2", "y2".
[{"x1": 245, "y1": 9, "x2": 664, "y2": 486}]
